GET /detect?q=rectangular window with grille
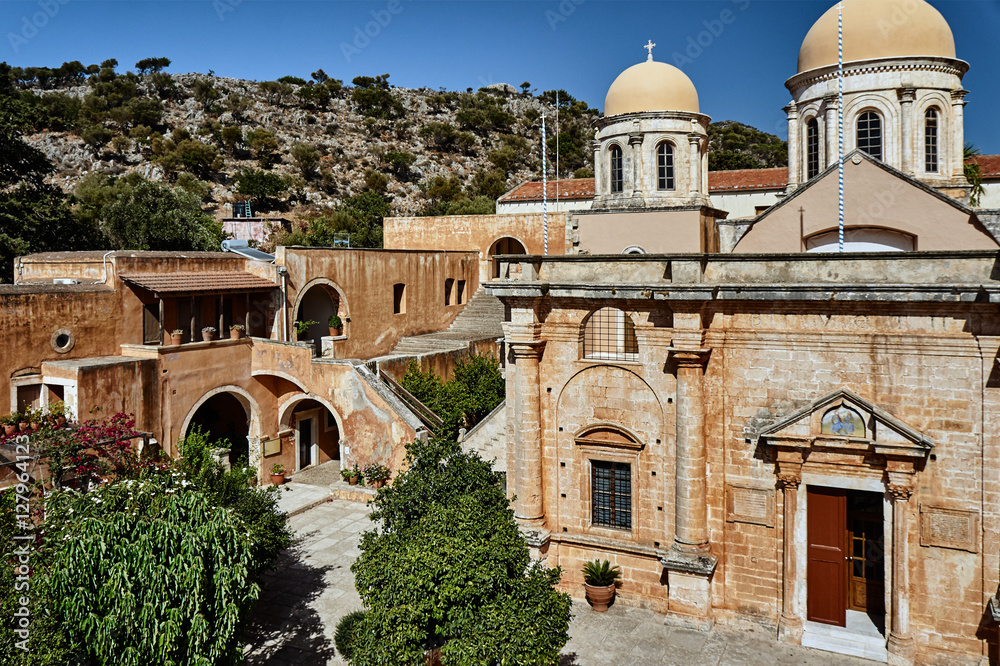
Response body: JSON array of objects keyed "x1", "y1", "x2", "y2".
[
  {"x1": 592, "y1": 460, "x2": 631, "y2": 529},
  {"x1": 584, "y1": 308, "x2": 638, "y2": 361},
  {"x1": 925, "y1": 110, "x2": 939, "y2": 173},
  {"x1": 610, "y1": 147, "x2": 623, "y2": 194},
  {"x1": 806, "y1": 119, "x2": 820, "y2": 179}
]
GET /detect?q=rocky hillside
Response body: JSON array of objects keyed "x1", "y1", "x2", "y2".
[{"x1": 10, "y1": 61, "x2": 598, "y2": 221}]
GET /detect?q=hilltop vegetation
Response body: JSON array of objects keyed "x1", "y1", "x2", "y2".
[{"x1": 708, "y1": 120, "x2": 788, "y2": 170}]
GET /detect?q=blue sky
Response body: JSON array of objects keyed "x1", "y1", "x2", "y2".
[{"x1": 3, "y1": 0, "x2": 998, "y2": 152}]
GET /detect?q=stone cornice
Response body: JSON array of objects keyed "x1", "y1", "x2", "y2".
[{"x1": 785, "y1": 56, "x2": 969, "y2": 93}]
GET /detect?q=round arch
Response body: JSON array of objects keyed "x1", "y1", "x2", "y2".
[
  {"x1": 487, "y1": 236, "x2": 527, "y2": 278},
  {"x1": 843, "y1": 94, "x2": 898, "y2": 164},
  {"x1": 291, "y1": 278, "x2": 350, "y2": 345},
  {"x1": 277, "y1": 393, "x2": 346, "y2": 470},
  {"x1": 179, "y1": 385, "x2": 262, "y2": 462}
]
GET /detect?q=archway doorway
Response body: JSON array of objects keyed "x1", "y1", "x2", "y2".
[
  {"x1": 295, "y1": 282, "x2": 346, "y2": 352},
  {"x1": 187, "y1": 392, "x2": 250, "y2": 463},
  {"x1": 488, "y1": 237, "x2": 526, "y2": 278},
  {"x1": 289, "y1": 398, "x2": 341, "y2": 472}
]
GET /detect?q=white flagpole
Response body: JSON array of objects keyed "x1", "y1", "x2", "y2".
[
  {"x1": 542, "y1": 115, "x2": 548, "y2": 255},
  {"x1": 838, "y1": 1, "x2": 845, "y2": 252}
]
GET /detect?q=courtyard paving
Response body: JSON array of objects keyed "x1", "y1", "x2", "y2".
[{"x1": 245, "y1": 499, "x2": 877, "y2": 665}]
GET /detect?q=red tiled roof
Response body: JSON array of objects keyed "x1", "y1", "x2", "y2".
[
  {"x1": 120, "y1": 272, "x2": 277, "y2": 295},
  {"x1": 499, "y1": 178, "x2": 595, "y2": 202},
  {"x1": 969, "y1": 155, "x2": 1000, "y2": 179},
  {"x1": 708, "y1": 167, "x2": 789, "y2": 192}
]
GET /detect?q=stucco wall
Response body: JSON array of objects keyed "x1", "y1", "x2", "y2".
[
  {"x1": 735, "y1": 159, "x2": 997, "y2": 253},
  {"x1": 277, "y1": 247, "x2": 479, "y2": 360},
  {"x1": 575, "y1": 209, "x2": 711, "y2": 254}
]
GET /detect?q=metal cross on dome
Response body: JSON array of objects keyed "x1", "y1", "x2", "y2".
[{"x1": 644, "y1": 40, "x2": 656, "y2": 61}]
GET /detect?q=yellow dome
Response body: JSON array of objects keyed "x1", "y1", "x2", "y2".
[
  {"x1": 604, "y1": 60, "x2": 699, "y2": 116},
  {"x1": 798, "y1": 0, "x2": 956, "y2": 74}
]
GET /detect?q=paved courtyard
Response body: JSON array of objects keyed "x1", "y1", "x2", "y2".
[{"x1": 245, "y1": 499, "x2": 876, "y2": 665}]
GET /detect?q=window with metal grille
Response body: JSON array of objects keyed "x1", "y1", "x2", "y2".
[
  {"x1": 806, "y1": 118, "x2": 820, "y2": 179},
  {"x1": 656, "y1": 142, "x2": 674, "y2": 190},
  {"x1": 856, "y1": 111, "x2": 882, "y2": 161},
  {"x1": 592, "y1": 460, "x2": 631, "y2": 529},
  {"x1": 610, "y1": 145, "x2": 623, "y2": 194},
  {"x1": 583, "y1": 308, "x2": 638, "y2": 361},
  {"x1": 925, "y1": 108, "x2": 939, "y2": 173}
]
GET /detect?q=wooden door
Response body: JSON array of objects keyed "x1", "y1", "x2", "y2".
[
  {"x1": 847, "y1": 498, "x2": 885, "y2": 614},
  {"x1": 807, "y1": 487, "x2": 847, "y2": 626},
  {"x1": 298, "y1": 418, "x2": 313, "y2": 470}
]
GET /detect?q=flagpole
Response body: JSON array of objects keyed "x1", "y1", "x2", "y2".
[
  {"x1": 542, "y1": 115, "x2": 548, "y2": 256},
  {"x1": 838, "y1": 1, "x2": 845, "y2": 252}
]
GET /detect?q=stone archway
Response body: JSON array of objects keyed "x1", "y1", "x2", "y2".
[
  {"x1": 180, "y1": 385, "x2": 262, "y2": 469},
  {"x1": 292, "y1": 279, "x2": 350, "y2": 351},
  {"x1": 277, "y1": 393, "x2": 345, "y2": 472},
  {"x1": 487, "y1": 236, "x2": 526, "y2": 278}
]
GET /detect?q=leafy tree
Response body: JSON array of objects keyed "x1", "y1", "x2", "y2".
[
  {"x1": 402, "y1": 354, "x2": 504, "y2": 440},
  {"x1": 469, "y1": 168, "x2": 508, "y2": 200},
  {"x1": 520, "y1": 81, "x2": 531, "y2": 95},
  {"x1": 247, "y1": 128, "x2": 279, "y2": 167},
  {"x1": 965, "y1": 143, "x2": 986, "y2": 208},
  {"x1": 100, "y1": 180, "x2": 223, "y2": 251},
  {"x1": 295, "y1": 83, "x2": 331, "y2": 110},
  {"x1": 349, "y1": 436, "x2": 571, "y2": 665},
  {"x1": 134, "y1": 57, "x2": 171, "y2": 75},
  {"x1": 192, "y1": 77, "x2": 221, "y2": 112},
  {"x1": 311, "y1": 68, "x2": 329, "y2": 83},
  {"x1": 351, "y1": 74, "x2": 405, "y2": 119},
  {"x1": 381, "y1": 150, "x2": 416, "y2": 181},
  {"x1": 233, "y1": 167, "x2": 288, "y2": 208},
  {"x1": 220, "y1": 124, "x2": 244, "y2": 154},
  {"x1": 364, "y1": 169, "x2": 390, "y2": 193},
  {"x1": 291, "y1": 142, "x2": 320, "y2": 179},
  {"x1": 278, "y1": 75, "x2": 307, "y2": 85}
]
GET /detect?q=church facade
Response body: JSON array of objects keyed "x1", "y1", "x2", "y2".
[{"x1": 481, "y1": 1, "x2": 1000, "y2": 664}]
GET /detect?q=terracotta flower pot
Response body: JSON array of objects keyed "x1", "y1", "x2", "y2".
[
  {"x1": 56, "y1": 416, "x2": 66, "y2": 427},
  {"x1": 170, "y1": 334, "x2": 183, "y2": 345},
  {"x1": 371, "y1": 479, "x2": 386, "y2": 489},
  {"x1": 30, "y1": 422, "x2": 39, "y2": 432},
  {"x1": 348, "y1": 475, "x2": 359, "y2": 486},
  {"x1": 202, "y1": 331, "x2": 216, "y2": 342},
  {"x1": 3, "y1": 424, "x2": 14, "y2": 436},
  {"x1": 584, "y1": 583, "x2": 616, "y2": 612},
  {"x1": 18, "y1": 422, "x2": 28, "y2": 433},
  {"x1": 230, "y1": 328, "x2": 242, "y2": 339},
  {"x1": 270, "y1": 473, "x2": 285, "y2": 486},
  {"x1": 329, "y1": 326, "x2": 343, "y2": 337}
]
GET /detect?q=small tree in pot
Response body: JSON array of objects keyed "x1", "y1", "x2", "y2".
[
  {"x1": 328, "y1": 314, "x2": 342, "y2": 336},
  {"x1": 270, "y1": 463, "x2": 286, "y2": 486},
  {"x1": 582, "y1": 559, "x2": 621, "y2": 612}
]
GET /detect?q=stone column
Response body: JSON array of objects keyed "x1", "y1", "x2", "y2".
[
  {"x1": 629, "y1": 133, "x2": 644, "y2": 196},
  {"x1": 688, "y1": 135, "x2": 702, "y2": 197},
  {"x1": 950, "y1": 90, "x2": 968, "y2": 179},
  {"x1": 785, "y1": 102, "x2": 801, "y2": 190},
  {"x1": 887, "y1": 478, "x2": 915, "y2": 666},
  {"x1": 824, "y1": 95, "x2": 839, "y2": 167},
  {"x1": 592, "y1": 139, "x2": 602, "y2": 196},
  {"x1": 898, "y1": 88, "x2": 915, "y2": 175},
  {"x1": 671, "y1": 348, "x2": 711, "y2": 554},
  {"x1": 511, "y1": 341, "x2": 545, "y2": 527},
  {"x1": 777, "y1": 467, "x2": 803, "y2": 642}
]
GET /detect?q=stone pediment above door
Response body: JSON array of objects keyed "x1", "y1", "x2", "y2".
[{"x1": 755, "y1": 389, "x2": 934, "y2": 461}]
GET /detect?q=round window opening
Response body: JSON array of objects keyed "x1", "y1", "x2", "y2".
[{"x1": 51, "y1": 329, "x2": 75, "y2": 354}]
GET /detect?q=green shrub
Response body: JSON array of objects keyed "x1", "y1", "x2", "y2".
[{"x1": 334, "y1": 609, "x2": 367, "y2": 660}]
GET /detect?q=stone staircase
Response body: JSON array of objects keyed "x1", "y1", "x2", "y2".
[{"x1": 387, "y1": 288, "x2": 505, "y2": 357}]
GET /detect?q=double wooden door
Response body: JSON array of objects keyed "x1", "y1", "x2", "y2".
[{"x1": 806, "y1": 487, "x2": 884, "y2": 626}]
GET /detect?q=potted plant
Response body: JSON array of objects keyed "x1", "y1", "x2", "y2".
[
  {"x1": 340, "y1": 465, "x2": 361, "y2": 486},
  {"x1": 229, "y1": 323, "x2": 245, "y2": 339},
  {"x1": 201, "y1": 326, "x2": 217, "y2": 342},
  {"x1": 294, "y1": 319, "x2": 317, "y2": 341},
  {"x1": 362, "y1": 463, "x2": 390, "y2": 489},
  {"x1": 270, "y1": 463, "x2": 286, "y2": 486},
  {"x1": 328, "y1": 314, "x2": 343, "y2": 336},
  {"x1": 17, "y1": 411, "x2": 29, "y2": 433},
  {"x1": 28, "y1": 408, "x2": 42, "y2": 432},
  {"x1": 0, "y1": 415, "x2": 15, "y2": 437},
  {"x1": 582, "y1": 559, "x2": 621, "y2": 612},
  {"x1": 170, "y1": 329, "x2": 184, "y2": 345},
  {"x1": 48, "y1": 400, "x2": 67, "y2": 427}
]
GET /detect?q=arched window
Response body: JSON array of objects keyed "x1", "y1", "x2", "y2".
[
  {"x1": 856, "y1": 111, "x2": 882, "y2": 161},
  {"x1": 609, "y1": 145, "x2": 623, "y2": 194},
  {"x1": 656, "y1": 142, "x2": 674, "y2": 190},
  {"x1": 583, "y1": 307, "x2": 638, "y2": 361},
  {"x1": 925, "y1": 108, "x2": 939, "y2": 173},
  {"x1": 806, "y1": 117, "x2": 820, "y2": 179}
]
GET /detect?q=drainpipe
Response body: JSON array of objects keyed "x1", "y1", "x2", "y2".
[
  {"x1": 276, "y1": 265, "x2": 288, "y2": 341},
  {"x1": 100, "y1": 251, "x2": 115, "y2": 284},
  {"x1": 14, "y1": 257, "x2": 23, "y2": 284}
]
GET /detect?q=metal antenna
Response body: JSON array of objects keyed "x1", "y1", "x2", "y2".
[{"x1": 838, "y1": 1, "x2": 845, "y2": 252}]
